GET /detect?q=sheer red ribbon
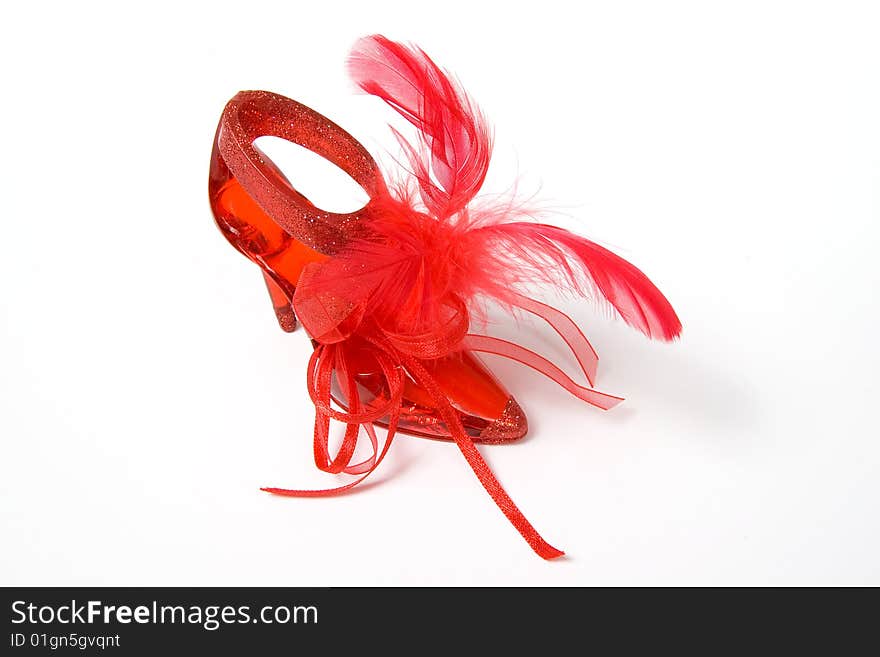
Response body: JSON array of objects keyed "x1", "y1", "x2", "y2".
[{"x1": 262, "y1": 295, "x2": 622, "y2": 559}]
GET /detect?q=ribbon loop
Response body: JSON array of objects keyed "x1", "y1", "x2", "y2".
[
  {"x1": 265, "y1": 295, "x2": 621, "y2": 559},
  {"x1": 380, "y1": 294, "x2": 470, "y2": 359}
]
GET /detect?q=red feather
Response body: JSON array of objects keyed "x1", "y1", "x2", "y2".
[
  {"x1": 465, "y1": 222, "x2": 682, "y2": 341},
  {"x1": 348, "y1": 35, "x2": 492, "y2": 220}
]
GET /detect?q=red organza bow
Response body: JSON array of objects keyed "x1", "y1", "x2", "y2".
[{"x1": 252, "y1": 35, "x2": 681, "y2": 559}]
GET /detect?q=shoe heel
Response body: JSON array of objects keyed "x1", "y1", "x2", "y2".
[{"x1": 262, "y1": 271, "x2": 296, "y2": 332}]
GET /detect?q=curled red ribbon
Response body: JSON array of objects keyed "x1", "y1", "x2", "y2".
[{"x1": 263, "y1": 292, "x2": 622, "y2": 560}]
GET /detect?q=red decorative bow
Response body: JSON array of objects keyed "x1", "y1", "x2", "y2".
[{"x1": 258, "y1": 36, "x2": 681, "y2": 560}]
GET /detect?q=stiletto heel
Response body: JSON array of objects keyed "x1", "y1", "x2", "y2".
[
  {"x1": 262, "y1": 271, "x2": 296, "y2": 332},
  {"x1": 209, "y1": 90, "x2": 527, "y2": 442}
]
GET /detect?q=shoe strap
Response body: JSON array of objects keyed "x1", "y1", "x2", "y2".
[{"x1": 210, "y1": 90, "x2": 386, "y2": 255}]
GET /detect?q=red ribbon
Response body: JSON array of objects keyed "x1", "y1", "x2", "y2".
[{"x1": 263, "y1": 294, "x2": 622, "y2": 560}]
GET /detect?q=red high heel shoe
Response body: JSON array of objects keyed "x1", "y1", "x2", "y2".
[
  {"x1": 209, "y1": 90, "x2": 527, "y2": 443},
  {"x1": 209, "y1": 36, "x2": 680, "y2": 559}
]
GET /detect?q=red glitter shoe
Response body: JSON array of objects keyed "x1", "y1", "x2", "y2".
[
  {"x1": 209, "y1": 90, "x2": 527, "y2": 443},
  {"x1": 208, "y1": 36, "x2": 681, "y2": 559}
]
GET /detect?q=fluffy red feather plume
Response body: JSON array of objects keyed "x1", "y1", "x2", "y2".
[
  {"x1": 304, "y1": 35, "x2": 681, "y2": 345},
  {"x1": 348, "y1": 35, "x2": 492, "y2": 219}
]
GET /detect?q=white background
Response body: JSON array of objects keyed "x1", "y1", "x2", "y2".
[{"x1": 1, "y1": 1, "x2": 878, "y2": 586}]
